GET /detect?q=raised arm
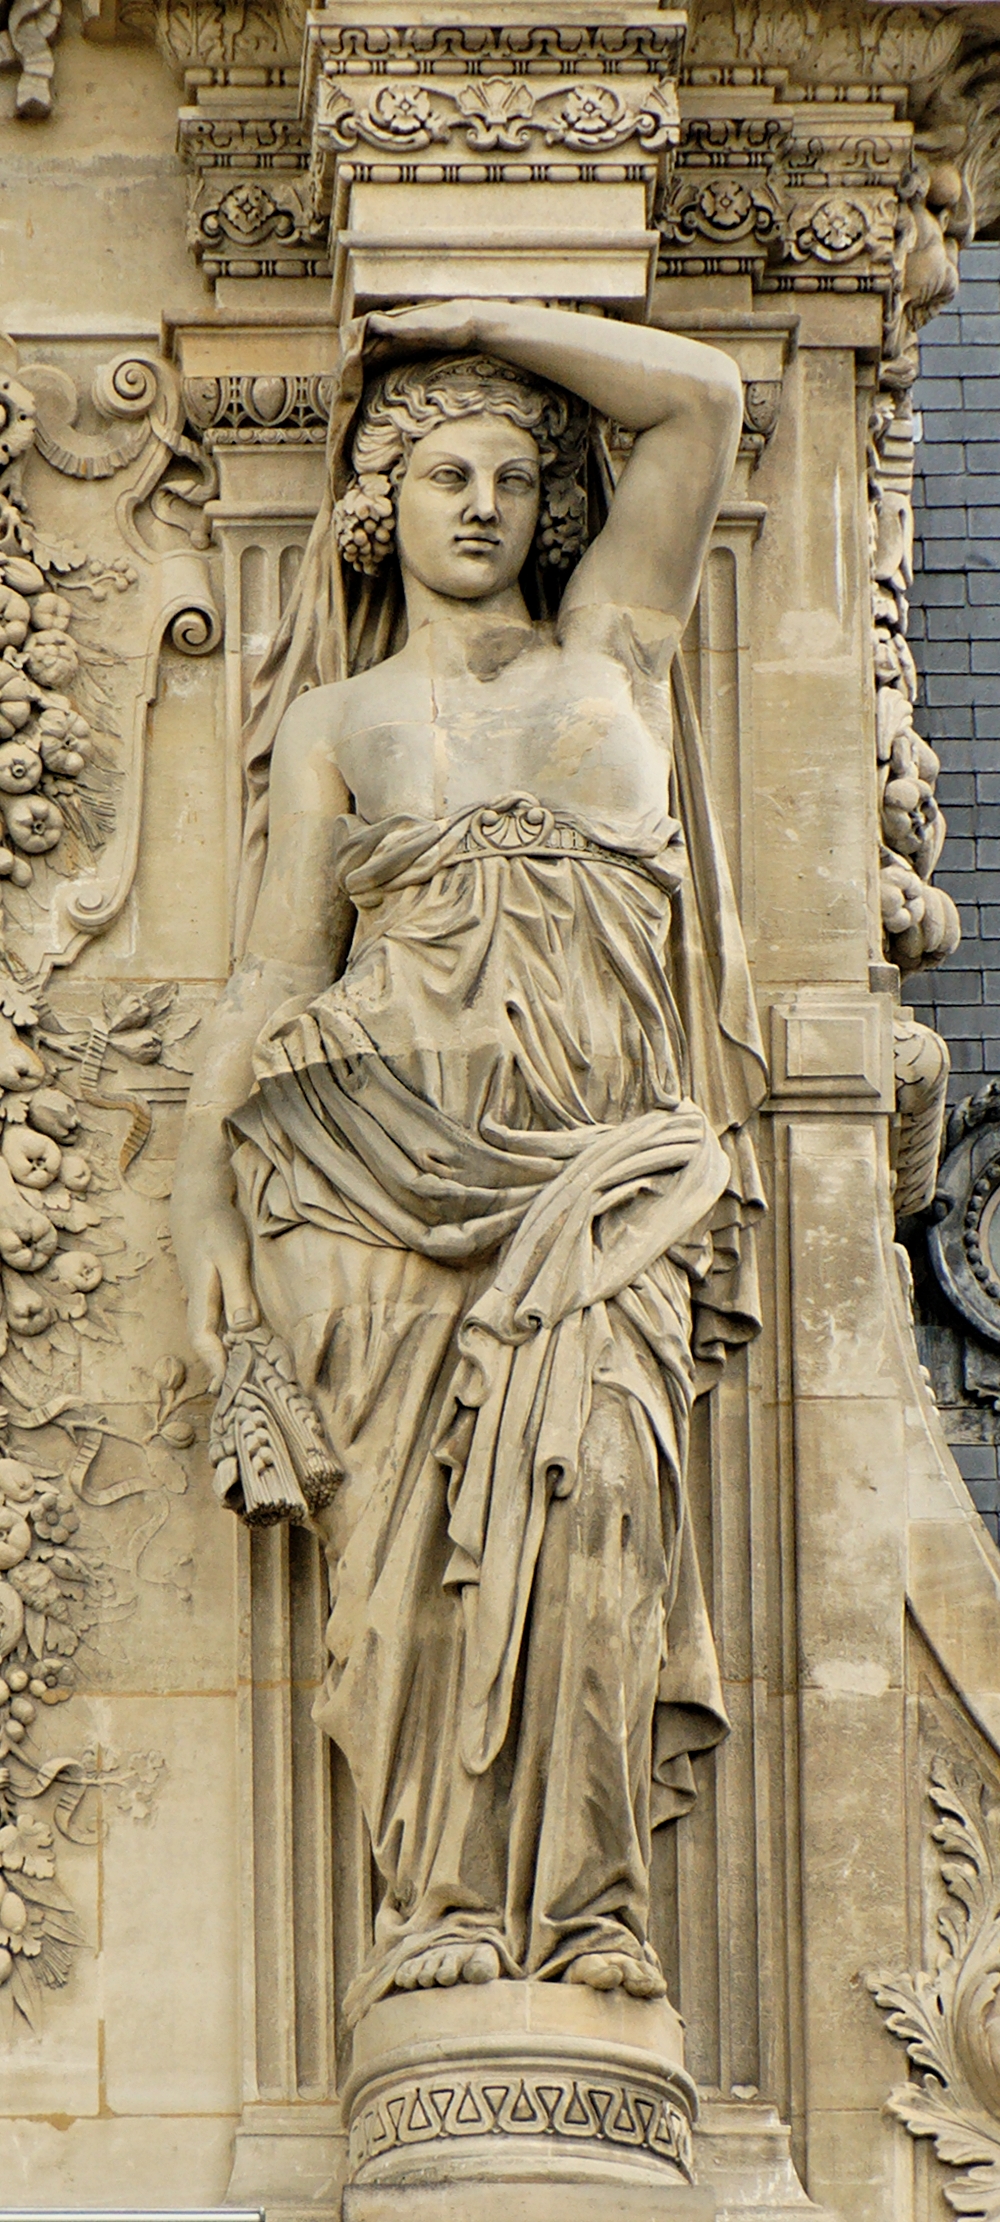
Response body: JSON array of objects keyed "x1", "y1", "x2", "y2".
[
  {"x1": 172, "y1": 690, "x2": 353, "y2": 1386},
  {"x1": 367, "y1": 299, "x2": 744, "y2": 626}
]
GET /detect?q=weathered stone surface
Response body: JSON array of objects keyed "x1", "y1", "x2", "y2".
[{"x1": 0, "y1": 8, "x2": 999, "y2": 2222}]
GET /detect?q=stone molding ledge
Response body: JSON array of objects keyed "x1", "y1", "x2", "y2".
[{"x1": 767, "y1": 988, "x2": 894, "y2": 1114}]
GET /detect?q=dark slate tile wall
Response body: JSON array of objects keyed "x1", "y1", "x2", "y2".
[{"x1": 901, "y1": 241, "x2": 1000, "y2": 1539}]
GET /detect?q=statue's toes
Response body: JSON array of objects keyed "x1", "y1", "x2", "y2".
[
  {"x1": 395, "y1": 1949, "x2": 437, "y2": 1989},
  {"x1": 620, "y1": 1957, "x2": 666, "y2": 1998},
  {"x1": 435, "y1": 1948, "x2": 463, "y2": 1986},
  {"x1": 565, "y1": 1952, "x2": 624, "y2": 1991},
  {"x1": 462, "y1": 1943, "x2": 501, "y2": 1985}
]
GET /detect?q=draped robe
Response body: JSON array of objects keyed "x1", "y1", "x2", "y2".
[
  {"x1": 228, "y1": 717, "x2": 765, "y2": 2019},
  {"x1": 217, "y1": 317, "x2": 765, "y2": 2022}
]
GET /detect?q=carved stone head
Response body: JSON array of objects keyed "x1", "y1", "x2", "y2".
[{"x1": 334, "y1": 352, "x2": 589, "y2": 587}]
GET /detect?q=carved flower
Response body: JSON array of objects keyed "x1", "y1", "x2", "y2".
[
  {"x1": 0, "y1": 379, "x2": 36, "y2": 471},
  {"x1": 455, "y1": 79, "x2": 534, "y2": 150},
  {"x1": 552, "y1": 86, "x2": 623, "y2": 143},
  {"x1": 218, "y1": 182, "x2": 275, "y2": 239},
  {"x1": 0, "y1": 1813, "x2": 55, "y2": 1881},
  {"x1": 807, "y1": 196, "x2": 868, "y2": 258},
  {"x1": 23, "y1": 630, "x2": 78, "y2": 689},
  {"x1": 697, "y1": 179, "x2": 754, "y2": 232},
  {"x1": 0, "y1": 590, "x2": 31, "y2": 652},
  {"x1": 367, "y1": 84, "x2": 435, "y2": 138},
  {"x1": 30, "y1": 1487, "x2": 80, "y2": 1543}
]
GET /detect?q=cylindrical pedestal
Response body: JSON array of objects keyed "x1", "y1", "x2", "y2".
[{"x1": 342, "y1": 1982, "x2": 712, "y2": 2218}]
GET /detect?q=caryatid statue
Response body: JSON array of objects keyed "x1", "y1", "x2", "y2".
[{"x1": 172, "y1": 301, "x2": 766, "y2": 2028}]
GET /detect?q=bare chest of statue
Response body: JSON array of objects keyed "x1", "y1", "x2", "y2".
[{"x1": 333, "y1": 617, "x2": 674, "y2": 829}]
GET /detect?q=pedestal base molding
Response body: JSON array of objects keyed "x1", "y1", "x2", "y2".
[
  {"x1": 344, "y1": 2183, "x2": 715, "y2": 2220},
  {"x1": 343, "y1": 1986, "x2": 696, "y2": 2197}
]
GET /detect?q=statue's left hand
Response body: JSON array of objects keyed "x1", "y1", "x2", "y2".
[{"x1": 366, "y1": 300, "x2": 492, "y2": 353}]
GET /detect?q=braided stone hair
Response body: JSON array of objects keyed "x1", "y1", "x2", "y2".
[{"x1": 334, "y1": 353, "x2": 589, "y2": 578}]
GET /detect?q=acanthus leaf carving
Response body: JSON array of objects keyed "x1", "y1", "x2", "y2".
[
  {"x1": 868, "y1": 1752, "x2": 1000, "y2": 2216},
  {"x1": 0, "y1": 1732, "x2": 167, "y2": 2032},
  {"x1": 112, "y1": 0, "x2": 306, "y2": 73}
]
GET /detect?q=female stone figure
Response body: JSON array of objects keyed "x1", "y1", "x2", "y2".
[{"x1": 172, "y1": 301, "x2": 766, "y2": 2025}]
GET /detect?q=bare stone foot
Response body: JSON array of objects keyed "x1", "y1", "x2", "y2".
[
  {"x1": 395, "y1": 1941, "x2": 501, "y2": 1992},
  {"x1": 564, "y1": 1950, "x2": 667, "y2": 1999}
]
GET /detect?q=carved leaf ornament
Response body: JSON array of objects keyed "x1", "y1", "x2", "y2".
[
  {"x1": 869, "y1": 1755, "x2": 1000, "y2": 2216},
  {"x1": 0, "y1": 1734, "x2": 166, "y2": 2034}
]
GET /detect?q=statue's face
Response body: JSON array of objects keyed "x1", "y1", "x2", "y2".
[{"x1": 395, "y1": 414, "x2": 541, "y2": 602}]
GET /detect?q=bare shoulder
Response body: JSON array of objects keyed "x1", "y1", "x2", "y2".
[
  {"x1": 274, "y1": 678, "x2": 350, "y2": 755},
  {"x1": 269, "y1": 680, "x2": 355, "y2": 819}
]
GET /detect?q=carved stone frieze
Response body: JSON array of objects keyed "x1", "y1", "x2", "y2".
[
  {"x1": 298, "y1": 10, "x2": 686, "y2": 308},
  {"x1": 96, "y1": 0, "x2": 307, "y2": 73},
  {"x1": 313, "y1": 66, "x2": 680, "y2": 167},
  {"x1": 178, "y1": 78, "x2": 330, "y2": 281},
  {"x1": 344, "y1": 2009, "x2": 698, "y2": 2191},
  {"x1": 684, "y1": 1, "x2": 1000, "y2": 237},
  {"x1": 183, "y1": 370, "x2": 334, "y2": 446},
  {"x1": 657, "y1": 115, "x2": 789, "y2": 274},
  {"x1": 659, "y1": 88, "x2": 912, "y2": 306}
]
